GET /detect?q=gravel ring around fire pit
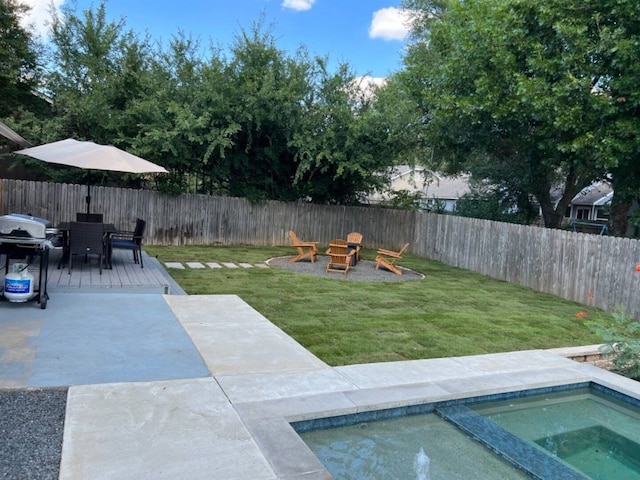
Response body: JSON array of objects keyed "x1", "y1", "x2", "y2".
[{"x1": 266, "y1": 255, "x2": 424, "y2": 282}]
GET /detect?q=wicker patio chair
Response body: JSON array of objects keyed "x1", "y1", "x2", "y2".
[
  {"x1": 68, "y1": 221, "x2": 104, "y2": 275},
  {"x1": 76, "y1": 213, "x2": 104, "y2": 223},
  {"x1": 110, "y1": 218, "x2": 146, "y2": 268}
]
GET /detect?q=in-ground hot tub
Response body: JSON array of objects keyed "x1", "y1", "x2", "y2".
[{"x1": 294, "y1": 382, "x2": 640, "y2": 480}]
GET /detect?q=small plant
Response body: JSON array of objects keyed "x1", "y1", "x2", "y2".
[
  {"x1": 584, "y1": 267, "x2": 640, "y2": 381},
  {"x1": 588, "y1": 309, "x2": 640, "y2": 380}
]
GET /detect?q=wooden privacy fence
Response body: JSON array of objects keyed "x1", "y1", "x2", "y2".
[
  {"x1": 2, "y1": 178, "x2": 640, "y2": 316},
  {"x1": 0, "y1": 179, "x2": 416, "y2": 248},
  {"x1": 414, "y1": 214, "x2": 640, "y2": 318}
]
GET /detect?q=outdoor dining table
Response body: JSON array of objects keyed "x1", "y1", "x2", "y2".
[{"x1": 56, "y1": 221, "x2": 119, "y2": 269}]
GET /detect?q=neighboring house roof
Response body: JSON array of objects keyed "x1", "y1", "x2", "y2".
[
  {"x1": 550, "y1": 181, "x2": 613, "y2": 207},
  {"x1": 0, "y1": 121, "x2": 31, "y2": 148},
  {"x1": 570, "y1": 182, "x2": 613, "y2": 207},
  {"x1": 374, "y1": 166, "x2": 612, "y2": 213},
  {"x1": 367, "y1": 166, "x2": 472, "y2": 208},
  {"x1": 387, "y1": 165, "x2": 430, "y2": 191},
  {"x1": 422, "y1": 174, "x2": 471, "y2": 201},
  {"x1": 387, "y1": 165, "x2": 472, "y2": 197},
  {"x1": 390, "y1": 164, "x2": 426, "y2": 180}
]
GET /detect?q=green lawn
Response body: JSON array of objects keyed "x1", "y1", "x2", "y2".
[{"x1": 145, "y1": 245, "x2": 609, "y2": 366}]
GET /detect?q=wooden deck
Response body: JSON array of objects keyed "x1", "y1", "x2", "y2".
[{"x1": 1, "y1": 248, "x2": 183, "y2": 295}]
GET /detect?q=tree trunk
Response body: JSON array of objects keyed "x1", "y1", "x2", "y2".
[
  {"x1": 610, "y1": 198, "x2": 632, "y2": 237},
  {"x1": 540, "y1": 205, "x2": 564, "y2": 228},
  {"x1": 537, "y1": 189, "x2": 574, "y2": 229}
]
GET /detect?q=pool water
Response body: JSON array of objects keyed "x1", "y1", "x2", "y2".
[
  {"x1": 473, "y1": 388, "x2": 640, "y2": 480},
  {"x1": 296, "y1": 384, "x2": 640, "y2": 480},
  {"x1": 536, "y1": 426, "x2": 640, "y2": 479},
  {"x1": 300, "y1": 412, "x2": 530, "y2": 480}
]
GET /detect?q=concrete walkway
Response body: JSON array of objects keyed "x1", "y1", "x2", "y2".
[{"x1": 3, "y1": 292, "x2": 640, "y2": 479}]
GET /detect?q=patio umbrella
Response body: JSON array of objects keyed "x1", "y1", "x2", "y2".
[{"x1": 14, "y1": 139, "x2": 168, "y2": 214}]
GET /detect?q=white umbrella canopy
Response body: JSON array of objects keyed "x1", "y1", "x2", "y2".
[
  {"x1": 14, "y1": 138, "x2": 167, "y2": 174},
  {"x1": 15, "y1": 138, "x2": 168, "y2": 214}
]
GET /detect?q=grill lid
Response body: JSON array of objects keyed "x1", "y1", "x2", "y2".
[{"x1": 0, "y1": 214, "x2": 50, "y2": 239}]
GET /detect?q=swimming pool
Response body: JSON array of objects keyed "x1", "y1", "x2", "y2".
[{"x1": 295, "y1": 382, "x2": 640, "y2": 479}]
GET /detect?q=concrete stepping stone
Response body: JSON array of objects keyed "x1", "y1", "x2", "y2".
[
  {"x1": 165, "y1": 261, "x2": 268, "y2": 270},
  {"x1": 164, "y1": 262, "x2": 184, "y2": 269}
]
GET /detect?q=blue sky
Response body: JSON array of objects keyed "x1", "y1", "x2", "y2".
[{"x1": 20, "y1": 0, "x2": 412, "y2": 80}]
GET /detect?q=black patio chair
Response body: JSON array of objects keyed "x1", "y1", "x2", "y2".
[
  {"x1": 76, "y1": 212, "x2": 104, "y2": 223},
  {"x1": 68, "y1": 221, "x2": 104, "y2": 275},
  {"x1": 110, "y1": 218, "x2": 146, "y2": 268}
]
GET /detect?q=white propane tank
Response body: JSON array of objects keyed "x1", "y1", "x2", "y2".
[{"x1": 4, "y1": 263, "x2": 34, "y2": 302}]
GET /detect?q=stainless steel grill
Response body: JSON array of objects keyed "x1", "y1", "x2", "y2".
[{"x1": 0, "y1": 214, "x2": 52, "y2": 309}]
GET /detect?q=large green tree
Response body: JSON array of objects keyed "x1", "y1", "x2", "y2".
[
  {"x1": 121, "y1": 33, "x2": 226, "y2": 194},
  {"x1": 592, "y1": 1, "x2": 640, "y2": 236},
  {"x1": 291, "y1": 65, "x2": 399, "y2": 204},
  {"x1": 0, "y1": 0, "x2": 43, "y2": 118},
  {"x1": 402, "y1": 0, "x2": 640, "y2": 230},
  {"x1": 49, "y1": 2, "x2": 142, "y2": 141},
  {"x1": 214, "y1": 24, "x2": 309, "y2": 201},
  {"x1": 0, "y1": 0, "x2": 52, "y2": 155},
  {"x1": 10, "y1": 1, "x2": 405, "y2": 204},
  {"x1": 43, "y1": 1, "x2": 159, "y2": 187}
]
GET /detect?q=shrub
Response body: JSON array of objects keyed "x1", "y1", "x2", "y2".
[{"x1": 588, "y1": 309, "x2": 640, "y2": 380}]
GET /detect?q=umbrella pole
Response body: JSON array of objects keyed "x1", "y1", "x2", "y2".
[{"x1": 86, "y1": 179, "x2": 91, "y2": 215}]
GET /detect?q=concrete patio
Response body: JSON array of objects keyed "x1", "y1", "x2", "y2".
[{"x1": 1, "y1": 252, "x2": 639, "y2": 479}]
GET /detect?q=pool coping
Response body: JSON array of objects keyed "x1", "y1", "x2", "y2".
[{"x1": 232, "y1": 360, "x2": 640, "y2": 479}]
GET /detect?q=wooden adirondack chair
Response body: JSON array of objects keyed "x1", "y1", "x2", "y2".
[
  {"x1": 375, "y1": 243, "x2": 410, "y2": 275},
  {"x1": 288, "y1": 230, "x2": 318, "y2": 263},
  {"x1": 346, "y1": 231, "x2": 363, "y2": 261},
  {"x1": 326, "y1": 239, "x2": 355, "y2": 274},
  {"x1": 325, "y1": 238, "x2": 346, "y2": 254}
]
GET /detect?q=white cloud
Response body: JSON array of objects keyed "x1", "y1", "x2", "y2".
[
  {"x1": 349, "y1": 75, "x2": 387, "y2": 101},
  {"x1": 281, "y1": 0, "x2": 316, "y2": 12},
  {"x1": 369, "y1": 7, "x2": 411, "y2": 41},
  {"x1": 17, "y1": 0, "x2": 65, "y2": 38},
  {"x1": 358, "y1": 75, "x2": 386, "y2": 89}
]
